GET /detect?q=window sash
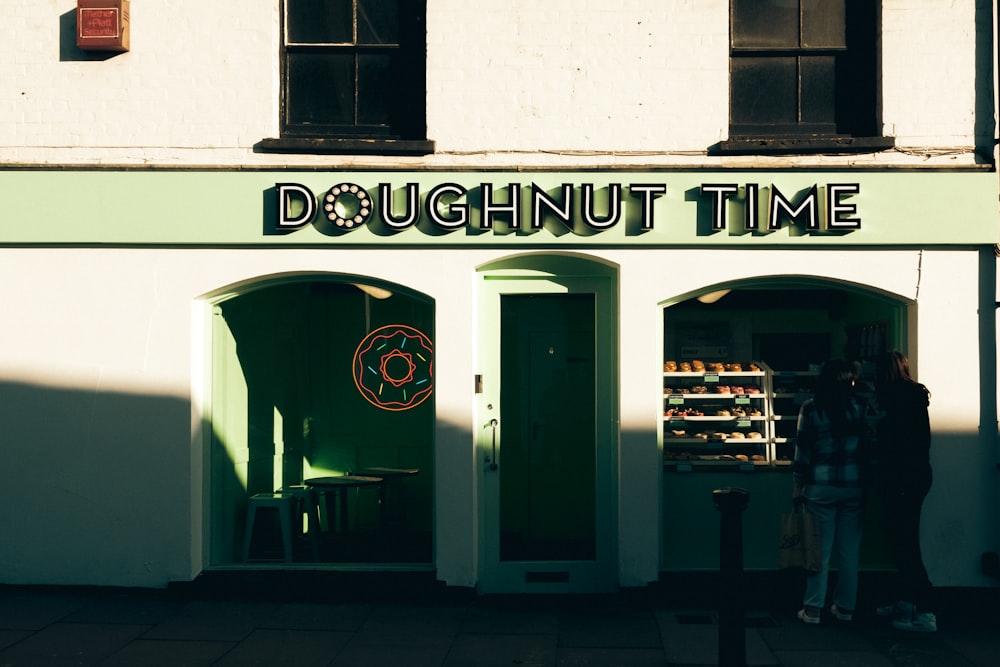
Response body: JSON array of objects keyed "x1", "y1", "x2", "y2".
[
  {"x1": 732, "y1": 0, "x2": 846, "y2": 49},
  {"x1": 729, "y1": 0, "x2": 855, "y2": 138},
  {"x1": 281, "y1": 0, "x2": 410, "y2": 138},
  {"x1": 285, "y1": 0, "x2": 399, "y2": 46}
]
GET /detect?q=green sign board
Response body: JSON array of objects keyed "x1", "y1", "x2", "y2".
[{"x1": 1, "y1": 169, "x2": 996, "y2": 246}]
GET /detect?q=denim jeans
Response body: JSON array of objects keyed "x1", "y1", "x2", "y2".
[{"x1": 802, "y1": 484, "x2": 864, "y2": 613}]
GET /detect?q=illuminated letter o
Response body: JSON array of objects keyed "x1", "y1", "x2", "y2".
[{"x1": 323, "y1": 183, "x2": 372, "y2": 229}]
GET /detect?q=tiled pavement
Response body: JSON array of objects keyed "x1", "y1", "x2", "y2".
[{"x1": 0, "y1": 583, "x2": 997, "y2": 666}]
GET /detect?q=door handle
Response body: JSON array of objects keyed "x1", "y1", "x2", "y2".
[{"x1": 488, "y1": 418, "x2": 499, "y2": 471}]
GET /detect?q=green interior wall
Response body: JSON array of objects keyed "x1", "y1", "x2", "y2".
[
  {"x1": 210, "y1": 309, "x2": 251, "y2": 564},
  {"x1": 209, "y1": 278, "x2": 434, "y2": 565}
]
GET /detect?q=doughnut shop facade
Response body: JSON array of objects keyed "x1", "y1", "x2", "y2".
[{"x1": 1, "y1": 167, "x2": 997, "y2": 594}]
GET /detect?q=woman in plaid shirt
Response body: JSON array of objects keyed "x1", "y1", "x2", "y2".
[{"x1": 793, "y1": 359, "x2": 868, "y2": 625}]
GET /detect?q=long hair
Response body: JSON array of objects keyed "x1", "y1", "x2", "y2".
[
  {"x1": 813, "y1": 359, "x2": 859, "y2": 434},
  {"x1": 876, "y1": 350, "x2": 929, "y2": 402}
]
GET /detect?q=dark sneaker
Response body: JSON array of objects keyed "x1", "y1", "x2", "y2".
[
  {"x1": 830, "y1": 604, "x2": 853, "y2": 621},
  {"x1": 877, "y1": 600, "x2": 914, "y2": 619},
  {"x1": 797, "y1": 608, "x2": 821, "y2": 625},
  {"x1": 893, "y1": 611, "x2": 937, "y2": 633}
]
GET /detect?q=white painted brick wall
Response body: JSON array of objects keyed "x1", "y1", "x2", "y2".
[
  {"x1": 881, "y1": 1, "x2": 980, "y2": 149},
  {"x1": 0, "y1": 0, "x2": 987, "y2": 166},
  {"x1": 0, "y1": 1, "x2": 276, "y2": 153},
  {"x1": 427, "y1": 0, "x2": 729, "y2": 152}
]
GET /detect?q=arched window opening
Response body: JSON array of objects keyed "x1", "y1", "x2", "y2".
[{"x1": 208, "y1": 276, "x2": 434, "y2": 567}]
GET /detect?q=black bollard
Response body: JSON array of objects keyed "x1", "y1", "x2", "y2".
[{"x1": 713, "y1": 487, "x2": 750, "y2": 667}]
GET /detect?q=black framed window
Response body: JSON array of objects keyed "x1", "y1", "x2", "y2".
[
  {"x1": 722, "y1": 0, "x2": 892, "y2": 154},
  {"x1": 260, "y1": 0, "x2": 433, "y2": 155}
]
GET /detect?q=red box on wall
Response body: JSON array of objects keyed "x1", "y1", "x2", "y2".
[{"x1": 77, "y1": 0, "x2": 130, "y2": 52}]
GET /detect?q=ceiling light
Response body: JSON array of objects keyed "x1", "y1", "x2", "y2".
[
  {"x1": 696, "y1": 289, "x2": 731, "y2": 304},
  {"x1": 352, "y1": 284, "x2": 393, "y2": 300}
]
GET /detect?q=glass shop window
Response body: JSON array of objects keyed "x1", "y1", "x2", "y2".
[
  {"x1": 210, "y1": 279, "x2": 434, "y2": 566},
  {"x1": 722, "y1": 0, "x2": 891, "y2": 154}
]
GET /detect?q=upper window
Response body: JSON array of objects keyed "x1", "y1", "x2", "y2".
[
  {"x1": 722, "y1": 0, "x2": 892, "y2": 154},
  {"x1": 260, "y1": 0, "x2": 433, "y2": 155}
]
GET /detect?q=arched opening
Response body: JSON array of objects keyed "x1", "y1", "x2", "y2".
[
  {"x1": 660, "y1": 275, "x2": 911, "y2": 571},
  {"x1": 476, "y1": 251, "x2": 619, "y2": 278},
  {"x1": 204, "y1": 274, "x2": 434, "y2": 567},
  {"x1": 663, "y1": 275, "x2": 909, "y2": 380}
]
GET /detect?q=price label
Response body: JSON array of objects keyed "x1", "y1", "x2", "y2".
[
  {"x1": 735, "y1": 397, "x2": 750, "y2": 405},
  {"x1": 704, "y1": 373, "x2": 719, "y2": 383},
  {"x1": 668, "y1": 397, "x2": 685, "y2": 405},
  {"x1": 737, "y1": 420, "x2": 751, "y2": 428},
  {"x1": 676, "y1": 463, "x2": 693, "y2": 472}
]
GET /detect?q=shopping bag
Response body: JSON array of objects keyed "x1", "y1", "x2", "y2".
[{"x1": 778, "y1": 506, "x2": 821, "y2": 572}]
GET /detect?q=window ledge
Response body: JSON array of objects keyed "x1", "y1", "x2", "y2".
[
  {"x1": 713, "y1": 136, "x2": 895, "y2": 156},
  {"x1": 256, "y1": 137, "x2": 436, "y2": 156}
]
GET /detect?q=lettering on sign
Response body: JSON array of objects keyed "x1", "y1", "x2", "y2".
[
  {"x1": 79, "y1": 9, "x2": 119, "y2": 38},
  {"x1": 274, "y1": 181, "x2": 861, "y2": 237}
]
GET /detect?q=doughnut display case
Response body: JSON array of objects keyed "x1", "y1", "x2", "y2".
[
  {"x1": 662, "y1": 362, "x2": 878, "y2": 470},
  {"x1": 661, "y1": 360, "x2": 771, "y2": 469}
]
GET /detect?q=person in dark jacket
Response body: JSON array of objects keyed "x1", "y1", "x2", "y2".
[
  {"x1": 874, "y1": 350, "x2": 937, "y2": 632},
  {"x1": 792, "y1": 359, "x2": 867, "y2": 625}
]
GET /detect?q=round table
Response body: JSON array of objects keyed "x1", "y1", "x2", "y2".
[
  {"x1": 351, "y1": 468, "x2": 420, "y2": 527},
  {"x1": 304, "y1": 475, "x2": 384, "y2": 533},
  {"x1": 352, "y1": 466, "x2": 419, "y2": 478}
]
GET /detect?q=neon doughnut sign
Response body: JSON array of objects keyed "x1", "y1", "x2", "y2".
[
  {"x1": 276, "y1": 181, "x2": 862, "y2": 234},
  {"x1": 352, "y1": 324, "x2": 433, "y2": 411}
]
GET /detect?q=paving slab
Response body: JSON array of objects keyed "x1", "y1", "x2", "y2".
[
  {"x1": 460, "y1": 605, "x2": 559, "y2": 635},
  {"x1": 62, "y1": 593, "x2": 183, "y2": 626},
  {"x1": 213, "y1": 628, "x2": 353, "y2": 667},
  {"x1": 558, "y1": 606, "x2": 663, "y2": 649},
  {"x1": 770, "y1": 648, "x2": 895, "y2": 667},
  {"x1": 0, "y1": 592, "x2": 89, "y2": 631},
  {"x1": 0, "y1": 622, "x2": 147, "y2": 666},
  {"x1": 101, "y1": 638, "x2": 235, "y2": 667},
  {"x1": 331, "y1": 639, "x2": 450, "y2": 667},
  {"x1": 443, "y1": 632, "x2": 557, "y2": 667},
  {"x1": 142, "y1": 599, "x2": 279, "y2": 642},
  {"x1": 1, "y1": 585, "x2": 998, "y2": 667},
  {"x1": 261, "y1": 602, "x2": 375, "y2": 632},
  {"x1": 656, "y1": 608, "x2": 778, "y2": 666},
  {"x1": 555, "y1": 646, "x2": 668, "y2": 666}
]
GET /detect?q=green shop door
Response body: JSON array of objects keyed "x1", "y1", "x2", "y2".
[{"x1": 478, "y1": 270, "x2": 617, "y2": 593}]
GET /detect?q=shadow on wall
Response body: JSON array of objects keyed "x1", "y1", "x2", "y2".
[
  {"x1": 0, "y1": 378, "x2": 192, "y2": 587},
  {"x1": 659, "y1": 427, "x2": 995, "y2": 586},
  {"x1": 59, "y1": 10, "x2": 119, "y2": 62}
]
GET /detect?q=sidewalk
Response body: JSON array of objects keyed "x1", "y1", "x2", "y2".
[{"x1": 0, "y1": 580, "x2": 997, "y2": 666}]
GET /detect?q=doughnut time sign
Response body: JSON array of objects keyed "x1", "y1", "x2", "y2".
[
  {"x1": 2, "y1": 170, "x2": 996, "y2": 246},
  {"x1": 276, "y1": 179, "x2": 863, "y2": 239}
]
